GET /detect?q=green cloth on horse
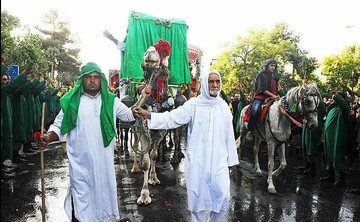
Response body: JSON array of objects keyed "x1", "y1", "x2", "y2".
[{"x1": 60, "y1": 62, "x2": 116, "y2": 147}]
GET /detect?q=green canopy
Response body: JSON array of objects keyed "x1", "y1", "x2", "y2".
[{"x1": 120, "y1": 11, "x2": 191, "y2": 85}]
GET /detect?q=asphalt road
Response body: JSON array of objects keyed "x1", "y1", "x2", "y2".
[{"x1": 1, "y1": 139, "x2": 360, "y2": 222}]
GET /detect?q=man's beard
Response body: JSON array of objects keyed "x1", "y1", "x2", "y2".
[{"x1": 209, "y1": 89, "x2": 219, "y2": 97}]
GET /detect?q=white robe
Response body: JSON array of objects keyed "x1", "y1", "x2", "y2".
[
  {"x1": 49, "y1": 92, "x2": 135, "y2": 221},
  {"x1": 148, "y1": 97, "x2": 239, "y2": 213}
]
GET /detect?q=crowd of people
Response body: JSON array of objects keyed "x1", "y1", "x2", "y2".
[
  {"x1": 1, "y1": 55, "x2": 360, "y2": 221},
  {"x1": 1, "y1": 53, "x2": 63, "y2": 179}
]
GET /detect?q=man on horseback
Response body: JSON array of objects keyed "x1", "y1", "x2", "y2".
[{"x1": 247, "y1": 58, "x2": 280, "y2": 140}]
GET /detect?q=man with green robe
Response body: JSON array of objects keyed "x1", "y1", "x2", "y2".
[
  {"x1": 11, "y1": 80, "x2": 32, "y2": 163},
  {"x1": 21, "y1": 75, "x2": 38, "y2": 154},
  {"x1": 320, "y1": 91, "x2": 350, "y2": 187}
]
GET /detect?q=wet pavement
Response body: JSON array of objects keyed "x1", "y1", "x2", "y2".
[{"x1": 1, "y1": 138, "x2": 360, "y2": 222}]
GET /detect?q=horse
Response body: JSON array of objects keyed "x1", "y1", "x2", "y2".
[{"x1": 237, "y1": 83, "x2": 321, "y2": 193}]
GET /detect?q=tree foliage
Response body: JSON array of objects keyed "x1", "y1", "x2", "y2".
[
  {"x1": 1, "y1": 10, "x2": 81, "y2": 86},
  {"x1": 36, "y1": 10, "x2": 81, "y2": 85},
  {"x1": 1, "y1": 10, "x2": 19, "y2": 54},
  {"x1": 210, "y1": 23, "x2": 320, "y2": 96},
  {"x1": 321, "y1": 45, "x2": 360, "y2": 98},
  {"x1": 2, "y1": 10, "x2": 50, "y2": 75},
  {"x1": 7, "y1": 33, "x2": 50, "y2": 74}
]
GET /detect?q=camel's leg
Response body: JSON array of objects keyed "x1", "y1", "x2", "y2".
[
  {"x1": 157, "y1": 136, "x2": 167, "y2": 162},
  {"x1": 273, "y1": 143, "x2": 287, "y2": 177},
  {"x1": 267, "y1": 140, "x2": 276, "y2": 194},
  {"x1": 137, "y1": 151, "x2": 151, "y2": 205},
  {"x1": 115, "y1": 126, "x2": 121, "y2": 157},
  {"x1": 149, "y1": 150, "x2": 160, "y2": 185},
  {"x1": 148, "y1": 143, "x2": 161, "y2": 184},
  {"x1": 131, "y1": 133, "x2": 141, "y2": 173},
  {"x1": 171, "y1": 126, "x2": 183, "y2": 164},
  {"x1": 123, "y1": 128, "x2": 130, "y2": 156},
  {"x1": 253, "y1": 138, "x2": 262, "y2": 175},
  {"x1": 116, "y1": 119, "x2": 120, "y2": 143},
  {"x1": 148, "y1": 130, "x2": 165, "y2": 185},
  {"x1": 178, "y1": 126, "x2": 185, "y2": 158},
  {"x1": 171, "y1": 142, "x2": 181, "y2": 164},
  {"x1": 171, "y1": 141, "x2": 181, "y2": 164},
  {"x1": 120, "y1": 128, "x2": 124, "y2": 150},
  {"x1": 168, "y1": 129, "x2": 174, "y2": 149}
]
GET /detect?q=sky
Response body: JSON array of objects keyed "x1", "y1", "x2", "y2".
[{"x1": 2, "y1": 0, "x2": 360, "y2": 75}]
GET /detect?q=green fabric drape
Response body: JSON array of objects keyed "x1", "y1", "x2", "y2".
[{"x1": 121, "y1": 11, "x2": 190, "y2": 85}]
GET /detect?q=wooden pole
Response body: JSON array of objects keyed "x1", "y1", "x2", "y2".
[{"x1": 40, "y1": 102, "x2": 46, "y2": 222}]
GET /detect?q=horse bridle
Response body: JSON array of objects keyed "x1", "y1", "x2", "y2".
[{"x1": 298, "y1": 90, "x2": 319, "y2": 120}]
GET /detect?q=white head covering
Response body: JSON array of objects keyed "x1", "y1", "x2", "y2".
[{"x1": 191, "y1": 70, "x2": 224, "y2": 106}]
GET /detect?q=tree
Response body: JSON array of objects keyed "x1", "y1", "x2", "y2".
[
  {"x1": 210, "y1": 23, "x2": 319, "y2": 95},
  {"x1": 321, "y1": 45, "x2": 360, "y2": 98},
  {"x1": 2, "y1": 11, "x2": 50, "y2": 76},
  {"x1": 1, "y1": 10, "x2": 20, "y2": 54},
  {"x1": 7, "y1": 33, "x2": 50, "y2": 74},
  {"x1": 36, "y1": 9, "x2": 81, "y2": 85}
]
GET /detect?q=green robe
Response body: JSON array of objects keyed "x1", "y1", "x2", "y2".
[
  {"x1": 23, "y1": 80, "x2": 36, "y2": 139},
  {"x1": 302, "y1": 101, "x2": 326, "y2": 156},
  {"x1": 323, "y1": 94, "x2": 350, "y2": 170},
  {"x1": 44, "y1": 88, "x2": 60, "y2": 126},
  {"x1": 12, "y1": 81, "x2": 32, "y2": 143},
  {"x1": 220, "y1": 90, "x2": 230, "y2": 104},
  {"x1": 32, "y1": 80, "x2": 46, "y2": 131},
  {"x1": 1, "y1": 74, "x2": 27, "y2": 162}
]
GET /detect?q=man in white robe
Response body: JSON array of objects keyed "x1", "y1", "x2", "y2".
[
  {"x1": 134, "y1": 70, "x2": 239, "y2": 222},
  {"x1": 37, "y1": 62, "x2": 135, "y2": 221}
]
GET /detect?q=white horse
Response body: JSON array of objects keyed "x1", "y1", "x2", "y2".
[{"x1": 237, "y1": 83, "x2": 321, "y2": 193}]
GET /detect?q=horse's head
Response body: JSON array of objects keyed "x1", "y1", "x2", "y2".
[{"x1": 298, "y1": 83, "x2": 322, "y2": 129}]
